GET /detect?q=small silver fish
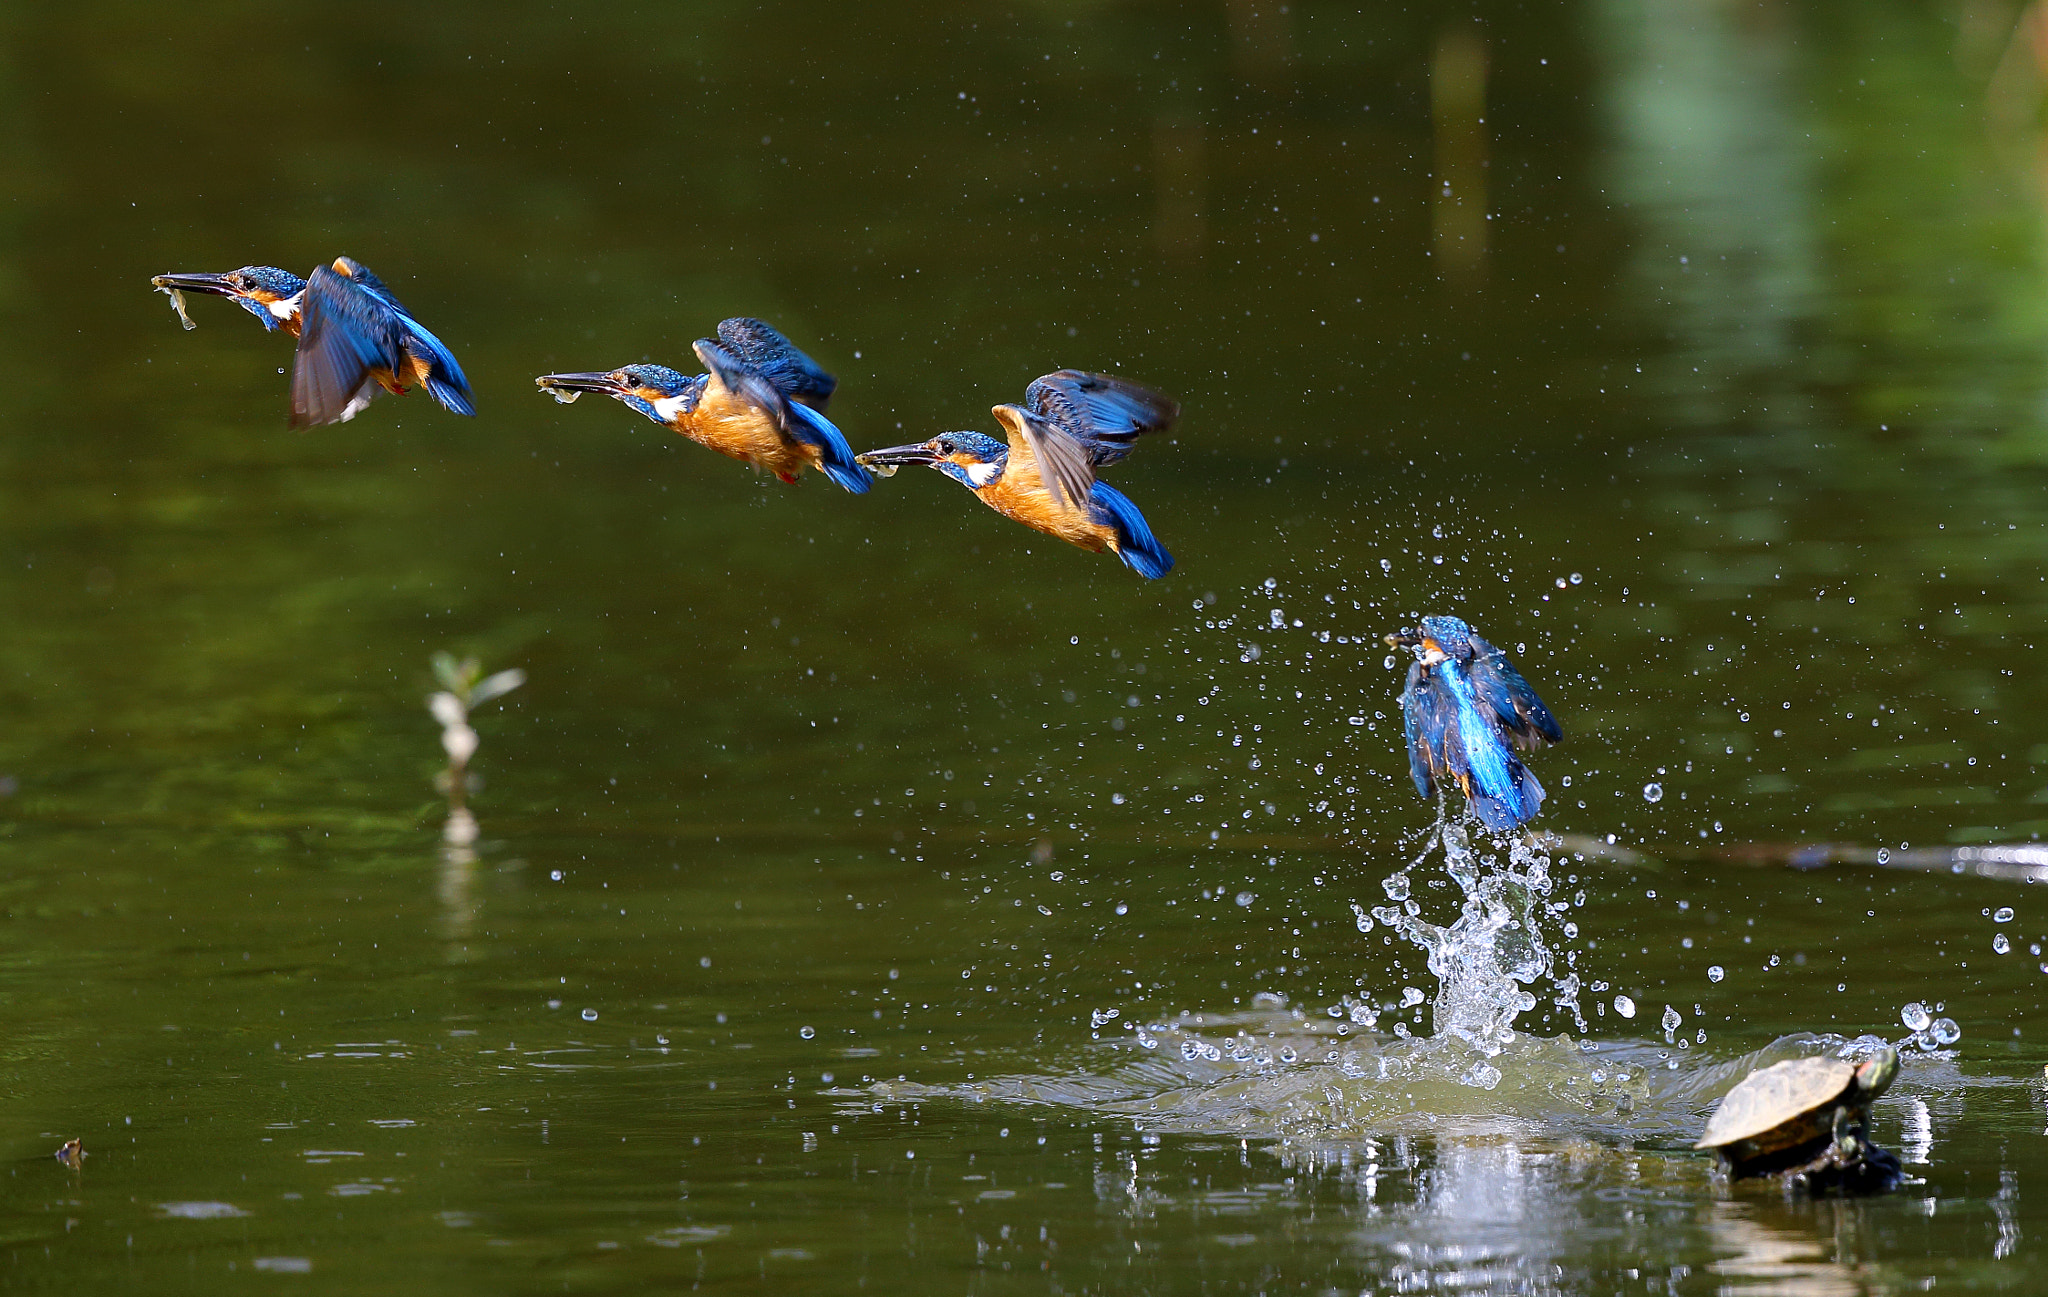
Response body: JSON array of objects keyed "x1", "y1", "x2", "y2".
[
  {"x1": 158, "y1": 285, "x2": 197, "y2": 331},
  {"x1": 545, "y1": 388, "x2": 582, "y2": 405}
]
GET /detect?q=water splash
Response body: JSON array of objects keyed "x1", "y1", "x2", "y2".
[{"x1": 1358, "y1": 821, "x2": 1585, "y2": 1058}]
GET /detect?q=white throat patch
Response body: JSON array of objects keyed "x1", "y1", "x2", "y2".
[
  {"x1": 268, "y1": 292, "x2": 303, "y2": 320},
  {"x1": 651, "y1": 393, "x2": 692, "y2": 423},
  {"x1": 964, "y1": 461, "x2": 1000, "y2": 488}
]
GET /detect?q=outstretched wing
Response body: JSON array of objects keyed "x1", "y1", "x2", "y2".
[
  {"x1": 1467, "y1": 634, "x2": 1563, "y2": 750},
  {"x1": 1024, "y1": 370, "x2": 1179, "y2": 466},
  {"x1": 716, "y1": 318, "x2": 837, "y2": 410},
  {"x1": 291, "y1": 263, "x2": 407, "y2": 427},
  {"x1": 991, "y1": 403, "x2": 1096, "y2": 512}
]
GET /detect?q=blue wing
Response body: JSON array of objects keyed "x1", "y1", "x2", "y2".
[
  {"x1": 1399, "y1": 661, "x2": 1453, "y2": 800},
  {"x1": 1467, "y1": 634, "x2": 1563, "y2": 749},
  {"x1": 292, "y1": 264, "x2": 405, "y2": 426},
  {"x1": 1088, "y1": 481, "x2": 1173, "y2": 579},
  {"x1": 716, "y1": 318, "x2": 837, "y2": 410},
  {"x1": 1025, "y1": 370, "x2": 1179, "y2": 466}
]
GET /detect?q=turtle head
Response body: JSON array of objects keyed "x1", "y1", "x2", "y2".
[{"x1": 1852, "y1": 1048, "x2": 1898, "y2": 1100}]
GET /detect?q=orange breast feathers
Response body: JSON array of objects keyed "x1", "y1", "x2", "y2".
[
  {"x1": 679, "y1": 376, "x2": 819, "y2": 483},
  {"x1": 974, "y1": 447, "x2": 1117, "y2": 553}
]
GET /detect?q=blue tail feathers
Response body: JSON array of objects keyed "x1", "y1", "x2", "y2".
[
  {"x1": 1467, "y1": 760, "x2": 1544, "y2": 832},
  {"x1": 1089, "y1": 481, "x2": 1173, "y2": 579},
  {"x1": 783, "y1": 399, "x2": 871, "y2": 494}
]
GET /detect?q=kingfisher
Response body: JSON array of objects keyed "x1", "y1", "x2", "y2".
[
  {"x1": 151, "y1": 257, "x2": 475, "y2": 427},
  {"x1": 854, "y1": 370, "x2": 1178, "y2": 578},
  {"x1": 535, "y1": 318, "x2": 869, "y2": 493},
  {"x1": 1386, "y1": 615, "x2": 1562, "y2": 831}
]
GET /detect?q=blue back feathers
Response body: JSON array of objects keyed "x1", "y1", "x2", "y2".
[{"x1": 1089, "y1": 482, "x2": 1174, "y2": 579}]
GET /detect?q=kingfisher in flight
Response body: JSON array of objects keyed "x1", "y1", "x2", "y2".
[
  {"x1": 1386, "y1": 615, "x2": 1562, "y2": 831},
  {"x1": 535, "y1": 318, "x2": 869, "y2": 493},
  {"x1": 151, "y1": 257, "x2": 475, "y2": 427},
  {"x1": 854, "y1": 370, "x2": 1178, "y2": 578}
]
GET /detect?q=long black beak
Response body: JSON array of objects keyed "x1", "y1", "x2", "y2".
[
  {"x1": 535, "y1": 371, "x2": 629, "y2": 396},
  {"x1": 149, "y1": 272, "x2": 240, "y2": 296},
  {"x1": 854, "y1": 440, "x2": 942, "y2": 469}
]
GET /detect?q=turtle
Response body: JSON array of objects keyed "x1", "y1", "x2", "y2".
[{"x1": 1694, "y1": 1048, "x2": 1898, "y2": 1181}]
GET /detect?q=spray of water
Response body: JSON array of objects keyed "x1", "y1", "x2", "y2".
[{"x1": 1356, "y1": 818, "x2": 1586, "y2": 1072}]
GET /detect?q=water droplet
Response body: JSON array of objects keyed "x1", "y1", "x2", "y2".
[
  {"x1": 1932, "y1": 1018, "x2": 1961, "y2": 1045},
  {"x1": 1400, "y1": 986, "x2": 1425, "y2": 1008},
  {"x1": 1901, "y1": 1001, "x2": 1932, "y2": 1033},
  {"x1": 581, "y1": 1009, "x2": 598, "y2": 1022},
  {"x1": 1382, "y1": 873, "x2": 1411, "y2": 902},
  {"x1": 1114, "y1": 902, "x2": 1129, "y2": 916},
  {"x1": 1661, "y1": 1005, "x2": 1682, "y2": 1033},
  {"x1": 1642, "y1": 782, "x2": 1663, "y2": 803},
  {"x1": 1994, "y1": 934, "x2": 2012, "y2": 955},
  {"x1": 1570, "y1": 573, "x2": 1583, "y2": 585},
  {"x1": 1382, "y1": 654, "x2": 1396, "y2": 670},
  {"x1": 1613, "y1": 995, "x2": 1636, "y2": 1019},
  {"x1": 1278, "y1": 1046, "x2": 1297, "y2": 1064},
  {"x1": 1876, "y1": 848, "x2": 1890, "y2": 864},
  {"x1": 798, "y1": 1025, "x2": 816, "y2": 1039},
  {"x1": 549, "y1": 869, "x2": 564, "y2": 882},
  {"x1": 1995, "y1": 906, "x2": 2016, "y2": 923},
  {"x1": 1235, "y1": 891, "x2": 1255, "y2": 907},
  {"x1": 1707, "y1": 966, "x2": 1725, "y2": 983}
]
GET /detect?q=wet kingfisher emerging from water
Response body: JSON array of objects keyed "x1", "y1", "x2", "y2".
[
  {"x1": 1386, "y1": 615, "x2": 1562, "y2": 831},
  {"x1": 535, "y1": 318, "x2": 869, "y2": 493},
  {"x1": 151, "y1": 257, "x2": 475, "y2": 427},
  {"x1": 854, "y1": 370, "x2": 1178, "y2": 578}
]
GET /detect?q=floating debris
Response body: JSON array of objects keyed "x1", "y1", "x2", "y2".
[{"x1": 54, "y1": 1138, "x2": 82, "y2": 1168}]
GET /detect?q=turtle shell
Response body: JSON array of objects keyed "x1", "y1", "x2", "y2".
[{"x1": 1694, "y1": 1056, "x2": 1864, "y2": 1155}]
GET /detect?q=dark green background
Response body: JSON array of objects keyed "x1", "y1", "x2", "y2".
[{"x1": 1, "y1": 1, "x2": 2044, "y2": 1290}]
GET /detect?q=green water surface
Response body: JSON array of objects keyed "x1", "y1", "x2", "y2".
[{"x1": 3, "y1": 1, "x2": 2047, "y2": 1292}]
